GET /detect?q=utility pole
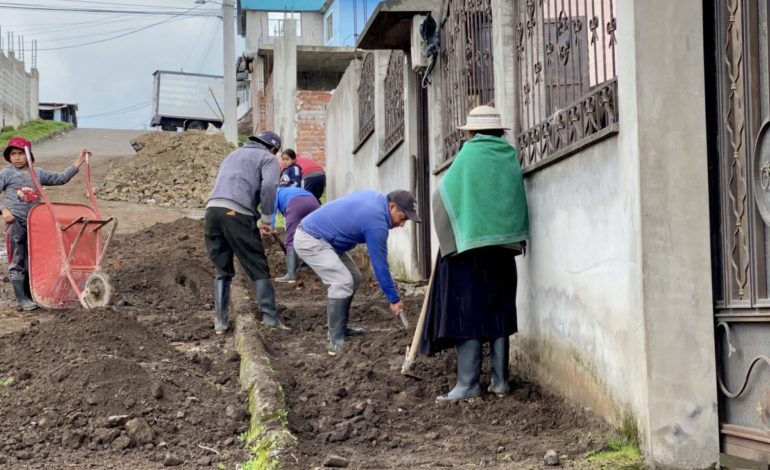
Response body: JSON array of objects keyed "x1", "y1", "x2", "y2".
[{"x1": 222, "y1": 0, "x2": 237, "y2": 144}]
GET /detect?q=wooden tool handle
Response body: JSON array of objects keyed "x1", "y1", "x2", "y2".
[{"x1": 405, "y1": 255, "x2": 438, "y2": 362}]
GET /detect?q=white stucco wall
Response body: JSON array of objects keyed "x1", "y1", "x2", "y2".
[
  {"x1": 514, "y1": 133, "x2": 648, "y2": 424},
  {"x1": 511, "y1": 0, "x2": 718, "y2": 467},
  {"x1": 325, "y1": 51, "x2": 417, "y2": 279}
]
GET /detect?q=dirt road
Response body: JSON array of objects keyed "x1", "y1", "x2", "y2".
[
  {"x1": 0, "y1": 128, "x2": 203, "y2": 334},
  {"x1": 29, "y1": 128, "x2": 205, "y2": 234}
]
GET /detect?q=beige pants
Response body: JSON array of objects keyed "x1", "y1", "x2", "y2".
[{"x1": 294, "y1": 227, "x2": 363, "y2": 299}]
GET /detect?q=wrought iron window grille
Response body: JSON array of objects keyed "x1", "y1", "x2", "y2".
[
  {"x1": 514, "y1": 0, "x2": 618, "y2": 173},
  {"x1": 357, "y1": 53, "x2": 376, "y2": 149},
  {"x1": 382, "y1": 50, "x2": 406, "y2": 162},
  {"x1": 438, "y1": 0, "x2": 495, "y2": 166}
]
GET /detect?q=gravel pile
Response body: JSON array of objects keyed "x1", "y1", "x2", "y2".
[{"x1": 99, "y1": 131, "x2": 235, "y2": 208}]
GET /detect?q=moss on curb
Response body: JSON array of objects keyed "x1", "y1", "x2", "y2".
[{"x1": 234, "y1": 310, "x2": 296, "y2": 469}]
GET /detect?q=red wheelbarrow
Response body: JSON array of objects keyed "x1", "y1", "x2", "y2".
[{"x1": 24, "y1": 147, "x2": 117, "y2": 309}]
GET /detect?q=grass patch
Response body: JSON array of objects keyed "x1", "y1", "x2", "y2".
[
  {"x1": 0, "y1": 377, "x2": 15, "y2": 387},
  {"x1": 586, "y1": 437, "x2": 643, "y2": 469},
  {"x1": 0, "y1": 120, "x2": 72, "y2": 149}
]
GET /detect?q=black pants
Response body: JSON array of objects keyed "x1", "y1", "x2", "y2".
[
  {"x1": 303, "y1": 174, "x2": 326, "y2": 202},
  {"x1": 6, "y1": 221, "x2": 28, "y2": 282},
  {"x1": 204, "y1": 207, "x2": 270, "y2": 281}
]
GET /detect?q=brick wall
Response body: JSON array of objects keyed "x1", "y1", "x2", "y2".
[{"x1": 295, "y1": 90, "x2": 331, "y2": 167}]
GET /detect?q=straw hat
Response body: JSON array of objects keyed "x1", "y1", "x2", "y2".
[{"x1": 457, "y1": 105, "x2": 510, "y2": 131}]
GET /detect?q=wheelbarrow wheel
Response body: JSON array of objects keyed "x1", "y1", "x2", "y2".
[{"x1": 83, "y1": 272, "x2": 113, "y2": 308}]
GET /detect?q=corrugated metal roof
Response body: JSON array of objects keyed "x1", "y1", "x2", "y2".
[{"x1": 240, "y1": 0, "x2": 325, "y2": 11}]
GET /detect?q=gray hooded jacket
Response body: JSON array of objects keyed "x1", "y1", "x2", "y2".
[{"x1": 207, "y1": 142, "x2": 279, "y2": 224}]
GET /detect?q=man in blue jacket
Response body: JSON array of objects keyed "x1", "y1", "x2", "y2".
[
  {"x1": 204, "y1": 130, "x2": 288, "y2": 334},
  {"x1": 294, "y1": 189, "x2": 420, "y2": 355}
]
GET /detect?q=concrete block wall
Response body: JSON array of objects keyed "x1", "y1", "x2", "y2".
[
  {"x1": 295, "y1": 90, "x2": 331, "y2": 166},
  {"x1": 0, "y1": 51, "x2": 35, "y2": 127}
]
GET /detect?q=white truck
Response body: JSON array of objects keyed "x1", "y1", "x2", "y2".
[{"x1": 150, "y1": 70, "x2": 225, "y2": 131}]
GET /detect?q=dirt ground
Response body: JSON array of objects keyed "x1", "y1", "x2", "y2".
[
  {"x1": 0, "y1": 130, "x2": 614, "y2": 469},
  {"x1": 264, "y1": 249, "x2": 611, "y2": 469},
  {"x1": 0, "y1": 218, "x2": 249, "y2": 469}
]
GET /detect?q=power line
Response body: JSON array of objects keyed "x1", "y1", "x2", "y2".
[
  {"x1": 26, "y1": 14, "x2": 194, "y2": 42},
  {"x1": 17, "y1": 4, "x2": 209, "y2": 51},
  {"x1": 0, "y1": 3, "x2": 219, "y2": 16},
  {"x1": 50, "y1": 0, "x2": 203, "y2": 10},
  {"x1": 195, "y1": 19, "x2": 222, "y2": 72},
  {"x1": 78, "y1": 100, "x2": 152, "y2": 119},
  {"x1": 181, "y1": 15, "x2": 214, "y2": 71}
]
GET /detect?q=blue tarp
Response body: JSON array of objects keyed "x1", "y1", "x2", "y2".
[{"x1": 240, "y1": 0, "x2": 325, "y2": 11}]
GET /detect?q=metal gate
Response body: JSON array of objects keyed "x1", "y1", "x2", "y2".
[{"x1": 708, "y1": 0, "x2": 770, "y2": 465}]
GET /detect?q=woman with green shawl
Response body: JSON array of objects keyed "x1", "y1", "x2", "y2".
[{"x1": 420, "y1": 105, "x2": 529, "y2": 401}]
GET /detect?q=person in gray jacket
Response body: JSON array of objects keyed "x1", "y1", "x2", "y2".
[
  {"x1": 1, "y1": 136, "x2": 88, "y2": 310},
  {"x1": 204, "y1": 130, "x2": 288, "y2": 334}
]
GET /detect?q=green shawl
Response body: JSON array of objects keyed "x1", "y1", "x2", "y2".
[{"x1": 439, "y1": 134, "x2": 529, "y2": 254}]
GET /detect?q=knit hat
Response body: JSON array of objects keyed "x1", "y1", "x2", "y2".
[{"x1": 3, "y1": 136, "x2": 34, "y2": 163}]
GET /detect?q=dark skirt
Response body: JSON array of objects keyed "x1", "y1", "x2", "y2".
[
  {"x1": 419, "y1": 246, "x2": 518, "y2": 356},
  {"x1": 303, "y1": 174, "x2": 326, "y2": 202}
]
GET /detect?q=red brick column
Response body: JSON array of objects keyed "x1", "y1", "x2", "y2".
[{"x1": 294, "y1": 90, "x2": 331, "y2": 166}]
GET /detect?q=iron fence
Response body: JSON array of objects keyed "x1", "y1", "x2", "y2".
[
  {"x1": 358, "y1": 53, "x2": 375, "y2": 144},
  {"x1": 384, "y1": 50, "x2": 405, "y2": 154},
  {"x1": 439, "y1": 0, "x2": 495, "y2": 163},
  {"x1": 514, "y1": 0, "x2": 618, "y2": 170}
]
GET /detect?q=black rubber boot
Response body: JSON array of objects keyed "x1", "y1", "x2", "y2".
[
  {"x1": 488, "y1": 336, "x2": 511, "y2": 396},
  {"x1": 213, "y1": 278, "x2": 230, "y2": 334},
  {"x1": 275, "y1": 248, "x2": 298, "y2": 283},
  {"x1": 255, "y1": 279, "x2": 289, "y2": 330},
  {"x1": 327, "y1": 297, "x2": 348, "y2": 356},
  {"x1": 436, "y1": 339, "x2": 482, "y2": 401},
  {"x1": 12, "y1": 279, "x2": 37, "y2": 311},
  {"x1": 343, "y1": 296, "x2": 365, "y2": 337}
]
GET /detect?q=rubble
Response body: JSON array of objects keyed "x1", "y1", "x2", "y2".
[{"x1": 98, "y1": 131, "x2": 235, "y2": 208}]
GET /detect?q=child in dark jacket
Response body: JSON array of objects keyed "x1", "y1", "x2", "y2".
[
  {"x1": 279, "y1": 148, "x2": 302, "y2": 188},
  {"x1": 1, "y1": 137, "x2": 88, "y2": 310}
]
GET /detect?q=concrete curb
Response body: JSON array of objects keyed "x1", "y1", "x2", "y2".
[{"x1": 232, "y1": 283, "x2": 295, "y2": 468}]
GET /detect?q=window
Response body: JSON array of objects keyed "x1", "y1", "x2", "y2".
[
  {"x1": 267, "y1": 12, "x2": 302, "y2": 37},
  {"x1": 514, "y1": 0, "x2": 618, "y2": 172},
  {"x1": 325, "y1": 13, "x2": 334, "y2": 43},
  {"x1": 383, "y1": 50, "x2": 405, "y2": 157},
  {"x1": 438, "y1": 0, "x2": 495, "y2": 165},
  {"x1": 357, "y1": 53, "x2": 375, "y2": 146}
]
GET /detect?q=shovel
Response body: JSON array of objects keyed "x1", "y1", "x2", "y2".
[{"x1": 401, "y1": 256, "x2": 437, "y2": 378}]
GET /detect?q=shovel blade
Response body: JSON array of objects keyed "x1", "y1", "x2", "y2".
[{"x1": 400, "y1": 345, "x2": 421, "y2": 379}]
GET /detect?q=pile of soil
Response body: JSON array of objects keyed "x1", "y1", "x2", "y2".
[
  {"x1": 99, "y1": 131, "x2": 234, "y2": 209},
  {"x1": 0, "y1": 218, "x2": 249, "y2": 469},
  {"x1": 108, "y1": 217, "x2": 215, "y2": 311}
]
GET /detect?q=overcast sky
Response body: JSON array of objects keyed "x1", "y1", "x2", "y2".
[{"x1": 1, "y1": 1, "x2": 244, "y2": 129}]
